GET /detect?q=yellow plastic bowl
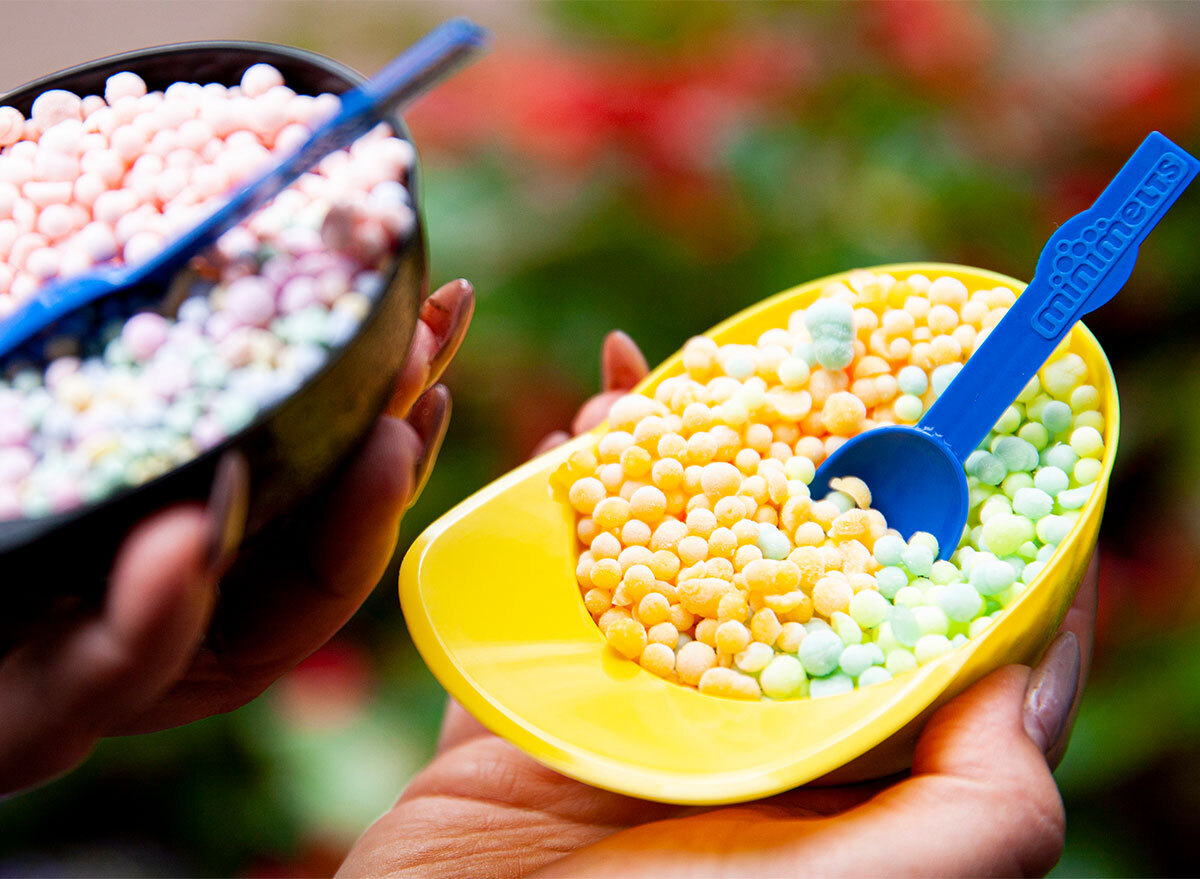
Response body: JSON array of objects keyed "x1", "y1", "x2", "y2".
[{"x1": 400, "y1": 262, "x2": 1118, "y2": 805}]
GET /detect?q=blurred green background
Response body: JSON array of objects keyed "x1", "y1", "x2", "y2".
[{"x1": 2, "y1": 1, "x2": 1200, "y2": 875}]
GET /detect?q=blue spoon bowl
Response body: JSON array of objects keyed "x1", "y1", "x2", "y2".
[
  {"x1": 812, "y1": 132, "x2": 1199, "y2": 556},
  {"x1": 0, "y1": 40, "x2": 434, "y2": 630}
]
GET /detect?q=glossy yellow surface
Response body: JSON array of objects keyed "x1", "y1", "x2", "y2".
[{"x1": 400, "y1": 263, "x2": 1117, "y2": 805}]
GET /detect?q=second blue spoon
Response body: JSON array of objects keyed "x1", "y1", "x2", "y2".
[{"x1": 810, "y1": 131, "x2": 1198, "y2": 557}]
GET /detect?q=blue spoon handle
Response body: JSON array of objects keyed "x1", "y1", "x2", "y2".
[
  {"x1": 0, "y1": 17, "x2": 489, "y2": 360},
  {"x1": 919, "y1": 131, "x2": 1199, "y2": 462}
]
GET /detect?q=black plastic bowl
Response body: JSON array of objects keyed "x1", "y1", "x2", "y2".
[{"x1": 0, "y1": 43, "x2": 426, "y2": 609}]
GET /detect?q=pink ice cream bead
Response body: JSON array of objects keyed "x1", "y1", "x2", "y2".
[
  {"x1": 24, "y1": 246, "x2": 59, "y2": 279},
  {"x1": 280, "y1": 275, "x2": 319, "y2": 313},
  {"x1": 81, "y1": 95, "x2": 106, "y2": 116},
  {"x1": 0, "y1": 446, "x2": 35, "y2": 483},
  {"x1": 0, "y1": 488, "x2": 21, "y2": 520},
  {"x1": 30, "y1": 90, "x2": 83, "y2": 128},
  {"x1": 9, "y1": 232, "x2": 49, "y2": 269},
  {"x1": 192, "y1": 416, "x2": 226, "y2": 451},
  {"x1": 0, "y1": 182, "x2": 17, "y2": 218},
  {"x1": 50, "y1": 482, "x2": 81, "y2": 514},
  {"x1": 34, "y1": 150, "x2": 80, "y2": 183},
  {"x1": 123, "y1": 230, "x2": 164, "y2": 264},
  {"x1": 37, "y1": 202, "x2": 76, "y2": 240},
  {"x1": 123, "y1": 311, "x2": 169, "y2": 361},
  {"x1": 0, "y1": 107, "x2": 24, "y2": 147},
  {"x1": 104, "y1": 72, "x2": 148, "y2": 104},
  {"x1": 0, "y1": 417, "x2": 31, "y2": 447},
  {"x1": 72, "y1": 172, "x2": 109, "y2": 208},
  {"x1": 0, "y1": 221, "x2": 15, "y2": 259},
  {"x1": 74, "y1": 220, "x2": 118, "y2": 261},
  {"x1": 110, "y1": 125, "x2": 147, "y2": 161},
  {"x1": 226, "y1": 275, "x2": 277, "y2": 327},
  {"x1": 92, "y1": 188, "x2": 138, "y2": 225},
  {"x1": 241, "y1": 63, "x2": 285, "y2": 98},
  {"x1": 0, "y1": 155, "x2": 35, "y2": 186},
  {"x1": 80, "y1": 149, "x2": 125, "y2": 186},
  {"x1": 24, "y1": 180, "x2": 72, "y2": 207},
  {"x1": 57, "y1": 246, "x2": 93, "y2": 277}
]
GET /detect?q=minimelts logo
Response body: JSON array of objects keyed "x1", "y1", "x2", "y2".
[{"x1": 1033, "y1": 153, "x2": 1189, "y2": 338}]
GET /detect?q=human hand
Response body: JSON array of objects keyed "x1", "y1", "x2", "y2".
[
  {"x1": 338, "y1": 329, "x2": 1093, "y2": 878},
  {"x1": 0, "y1": 278, "x2": 474, "y2": 796}
]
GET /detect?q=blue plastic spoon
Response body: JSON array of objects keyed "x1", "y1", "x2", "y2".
[
  {"x1": 811, "y1": 131, "x2": 1199, "y2": 557},
  {"x1": 0, "y1": 17, "x2": 489, "y2": 359}
]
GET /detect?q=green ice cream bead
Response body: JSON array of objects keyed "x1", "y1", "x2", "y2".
[
  {"x1": 876, "y1": 566, "x2": 909, "y2": 598},
  {"x1": 894, "y1": 393, "x2": 924, "y2": 422},
  {"x1": 759, "y1": 655, "x2": 807, "y2": 699},
  {"x1": 1035, "y1": 514, "x2": 1073, "y2": 546},
  {"x1": 873, "y1": 534, "x2": 907, "y2": 566},
  {"x1": 1074, "y1": 458, "x2": 1103, "y2": 485},
  {"x1": 886, "y1": 648, "x2": 918, "y2": 675},
  {"x1": 975, "y1": 452, "x2": 1007, "y2": 486},
  {"x1": 981, "y1": 512, "x2": 1034, "y2": 557},
  {"x1": 914, "y1": 634, "x2": 953, "y2": 663},
  {"x1": 809, "y1": 672, "x2": 854, "y2": 699},
  {"x1": 1074, "y1": 410, "x2": 1104, "y2": 433},
  {"x1": 1069, "y1": 426, "x2": 1104, "y2": 459},
  {"x1": 931, "y1": 363, "x2": 963, "y2": 397},
  {"x1": 1021, "y1": 560, "x2": 1047, "y2": 585},
  {"x1": 1016, "y1": 375, "x2": 1041, "y2": 403},
  {"x1": 889, "y1": 606, "x2": 921, "y2": 647},
  {"x1": 929, "y1": 560, "x2": 959, "y2": 585},
  {"x1": 838, "y1": 644, "x2": 879, "y2": 678},
  {"x1": 913, "y1": 605, "x2": 950, "y2": 636},
  {"x1": 1026, "y1": 394, "x2": 1053, "y2": 422},
  {"x1": 1057, "y1": 485, "x2": 1093, "y2": 510},
  {"x1": 1043, "y1": 443, "x2": 1078, "y2": 472},
  {"x1": 971, "y1": 557, "x2": 1017, "y2": 596},
  {"x1": 1040, "y1": 400, "x2": 1073, "y2": 436},
  {"x1": 937, "y1": 581, "x2": 984, "y2": 622},
  {"x1": 964, "y1": 450, "x2": 989, "y2": 476},
  {"x1": 1070, "y1": 384, "x2": 1100, "y2": 413},
  {"x1": 994, "y1": 436, "x2": 1039, "y2": 472},
  {"x1": 1012, "y1": 486, "x2": 1054, "y2": 519},
  {"x1": 993, "y1": 405, "x2": 1022, "y2": 434},
  {"x1": 1001, "y1": 472, "x2": 1035, "y2": 499},
  {"x1": 897, "y1": 365, "x2": 928, "y2": 396},
  {"x1": 968, "y1": 616, "x2": 994, "y2": 638},
  {"x1": 832, "y1": 612, "x2": 863, "y2": 645},
  {"x1": 900, "y1": 543, "x2": 934, "y2": 576},
  {"x1": 1018, "y1": 422, "x2": 1050, "y2": 450},
  {"x1": 857, "y1": 666, "x2": 892, "y2": 687},
  {"x1": 1035, "y1": 466, "x2": 1070, "y2": 495},
  {"x1": 849, "y1": 589, "x2": 890, "y2": 629},
  {"x1": 979, "y1": 495, "x2": 1013, "y2": 524}
]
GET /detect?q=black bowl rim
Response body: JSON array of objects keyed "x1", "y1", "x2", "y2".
[{"x1": 0, "y1": 40, "x2": 424, "y2": 542}]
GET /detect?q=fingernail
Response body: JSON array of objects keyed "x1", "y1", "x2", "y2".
[
  {"x1": 532, "y1": 430, "x2": 570, "y2": 458},
  {"x1": 424, "y1": 280, "x2": 474, "y2": 366},
  {"x1": 1023, "y1": 631, "x2": 1081, "y2": 754},
  {"x1": 602, "y1": 330, "x2": 649, "y2": 392},
  {"x1": 408, "y1": 385, "x2": 451, "y2": 508},
  {"x1": 205, "y1": 451, "x2": 249, "y2": 576}
]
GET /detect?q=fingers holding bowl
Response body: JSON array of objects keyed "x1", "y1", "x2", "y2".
[{"x1": 389, "y1": 279, "x2": 475, "y2": 418}]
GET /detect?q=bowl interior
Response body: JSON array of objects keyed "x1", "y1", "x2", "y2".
[{"x1": 399, "y1": 262, "x2": 1117, "y2": 805}]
